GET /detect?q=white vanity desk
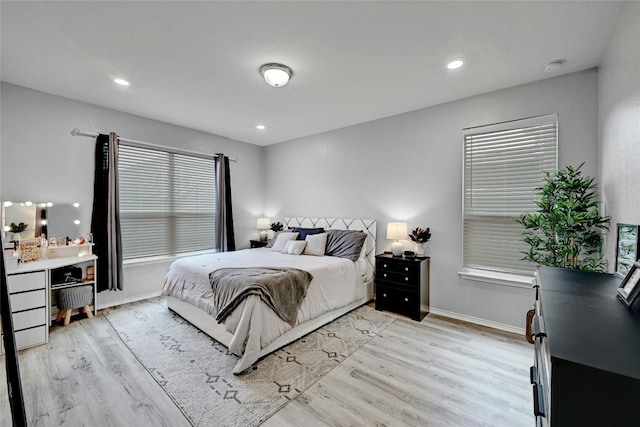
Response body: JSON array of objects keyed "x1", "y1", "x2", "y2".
[{"x1": 1, "y1": 251, "x2": 97, "y2": 353}]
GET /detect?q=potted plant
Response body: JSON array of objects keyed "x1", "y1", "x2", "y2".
[
  {"x1": 9, "y1": 222, "x2": 28, "y2": 240},
  {"x1": 409, "y1": 227, "x2": 431, "y2": 256},
  {"x1": 517, "y1": 163, "x2": 610, "y2": 272}
]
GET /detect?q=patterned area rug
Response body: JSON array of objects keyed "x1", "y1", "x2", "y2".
[{"x1": 104, "y1": 298, "x2": 394, "y2": 426}]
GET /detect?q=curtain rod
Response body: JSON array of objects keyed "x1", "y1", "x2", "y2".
[{"x1": 70, "y1": 128, "x2": 237, "y2": 162}]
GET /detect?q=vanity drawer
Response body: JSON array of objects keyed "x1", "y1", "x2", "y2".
[
  {"x1": 8, "y1": 271, "x2": 46, "y2": 293},
  {"x1": 15, "y1": 326, "x2": 47, "y2": 349},
  {"x1": 10, "y1": 289, "x2": 47, "y2": 312},
  {"x1": 1, "y1": 325, "x2": 48, "y2": 353},
  {"x1": 13, "y1": 307, "x2": 47, "y2": 331}
]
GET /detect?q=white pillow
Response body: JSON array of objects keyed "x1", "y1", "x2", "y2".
[
  {"x1": 303, "y1": 232, "x2": 327, "y2": 256},
  {"x1": 270, "y1": 232, "x2": 299, "y2": 252},
  {"x1": 282, "y1": 240, "x2": 307, "y2": 255}
]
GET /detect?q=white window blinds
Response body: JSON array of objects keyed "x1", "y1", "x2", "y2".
[
  {"x1": 463, "y1": 114, "x2": 558, "y2": 275},
  {"x1": 118, "y1": 144, "x2": 216, "y2": 260}
]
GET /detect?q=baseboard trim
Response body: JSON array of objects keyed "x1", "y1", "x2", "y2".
[
  {"x1": 425, "y1": 305, "x2": 525, "y2": 336},
  {"x1": 97, "y1": 291, "x2": 162, "y2": 311}
]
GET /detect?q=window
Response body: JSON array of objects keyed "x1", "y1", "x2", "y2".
[
  {"x1": 463, "y1": 114, "x2": 558, "y2": 275},
  {"x1": 118, "y1": 144, "x2": 216, "y2": 260}
]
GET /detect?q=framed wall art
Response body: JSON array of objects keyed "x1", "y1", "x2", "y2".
[{"x1": 615, "y1": 224, "x2": 639, "y2": 277}]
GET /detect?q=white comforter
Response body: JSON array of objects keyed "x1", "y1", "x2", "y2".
[{"x1": 161, "y1": 248, "x2": 364, "y2": 373}]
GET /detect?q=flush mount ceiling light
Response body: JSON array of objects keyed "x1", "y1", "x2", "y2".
[
  {"x1": 544, "y1": 59, "x2": 567, "y2": 72},
  {"x1": 260, "y1": 63, "x2": 293, "y2": 87},
  {"x1": 113, "y1": 78, "x2": 130, "y2": 86},
  {"x1": 447, "y1": 59, "x2": 464, "y2": 70}
]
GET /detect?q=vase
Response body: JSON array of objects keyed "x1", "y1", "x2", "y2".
[{"x1": 414, "y1": 242, "x2": 424, "y2": 256}]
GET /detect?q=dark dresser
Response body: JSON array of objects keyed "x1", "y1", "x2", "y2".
[
  {"x1": 249, "y1": 239, "x2": 268, "y2": 248},
  {"x1": 532, "y1": 267, "x2": 640, "y2": 427},
  {"x1": 374, "y1": 253, "x2": 429, "y2": 321}
]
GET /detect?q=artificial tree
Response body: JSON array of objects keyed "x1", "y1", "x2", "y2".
[{"x1": 518, "y1": 163, "x2": 610, "y2": 272}]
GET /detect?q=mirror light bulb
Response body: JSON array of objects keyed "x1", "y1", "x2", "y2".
[
  {"x1": 73, "y1": 202, "x2": 80, "y2": 208},
  {"x1": 74, "y1": 219, "x2": 81, "y2": 225}
]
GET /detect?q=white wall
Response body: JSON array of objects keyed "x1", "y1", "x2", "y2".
[
  {"x1": 0, "y1": 82, "x2": 265, "y2": 307},
  {"x1": 599, "y1": 1, "x2": 640, "y2": 268},
  {"x1": 264, "y1": 69, "x2": 600, "y2": 330}
]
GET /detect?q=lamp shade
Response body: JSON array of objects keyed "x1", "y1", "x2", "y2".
[
  {"x1": 387, "y1": 222, "x2": 407, "y2": 241},
  {"x1": 256, "y1": 217, "x2": 271, "y2": 230}
]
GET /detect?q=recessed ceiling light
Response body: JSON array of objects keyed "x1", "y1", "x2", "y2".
[
  {"x1": 256, "y1": 125, "x2": 266, "y2": 130},
  {"x1": 543, "y1": 59, "x2": 567, "y2": 72},
  {"x1": 447, "y1": 59, "x2": 464, "y2": 70},
  {"x1": 114, "y1": 78, "x2": 130, "y2": 86}
]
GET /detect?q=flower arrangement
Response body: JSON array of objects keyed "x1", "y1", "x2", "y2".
[
  {"x1": 270, "y1": 222, "x2": 283, "y2": 232},
  {"x1": 409, "y1": 227, "x2": 431, "y2": 243}
]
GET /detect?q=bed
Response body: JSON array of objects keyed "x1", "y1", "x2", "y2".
[{"x1": 162, "y1": 217, "x2": 376, "y2": 374}]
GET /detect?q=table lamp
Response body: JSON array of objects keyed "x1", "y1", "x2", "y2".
[
  {"x1": 256, "y1": 217, "x2": 271, "y2": 241},
  {"x1": 387, "y1": 222, "x2": 407, "y2": 257}
]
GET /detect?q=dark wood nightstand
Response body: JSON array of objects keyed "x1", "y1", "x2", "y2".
[
  {"x1": 249, "y1": 239, "x2": 268, "y2": 248},
  {"x1": 375, "y1": 253, "x2": 429, "y2": 321}
]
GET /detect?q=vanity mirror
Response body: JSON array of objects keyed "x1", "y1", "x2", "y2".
[
  {"x1": 2, "y1": 201, "x2": 47, "y2": 240},
  {"x1": 48, "y1": 203, "x2": 81, "y2": 240},
  {"x1": 2, "y1": 201, "x2": 81, "y2": 242}
]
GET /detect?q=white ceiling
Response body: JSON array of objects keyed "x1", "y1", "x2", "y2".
[{"x1": 0, "y1": 1, "x2": 623, "y2": 146}]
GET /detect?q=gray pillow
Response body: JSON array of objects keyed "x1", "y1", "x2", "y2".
[{"x1": 325, "y1": 229, "x2": 367, "y2": 261}]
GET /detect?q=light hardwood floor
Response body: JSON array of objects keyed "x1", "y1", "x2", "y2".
[{"x1": 1, "y1": 309, "x2": 533, "y2": 426}]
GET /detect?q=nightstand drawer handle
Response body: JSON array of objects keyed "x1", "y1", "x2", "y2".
[
  {"x1": 383, "y1": 293, "x2": 387, "y2": 298},
  {"x1": 383, "y1": 263, "x2": 388, "y2": 268},
  {"x1": 404, "y1": 277, "x2": 409, "y2": 281},
  {"x1": 404, "y1": 297, "x2": 409, "y2": 302},
  {"x1": 383, "y1": 273, "x2": 387, "y2": 278},
  {"x1": 405, "y1": 267, "x2": 409, "y2": 272}
]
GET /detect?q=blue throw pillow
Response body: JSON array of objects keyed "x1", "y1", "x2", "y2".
[{"x1": 291, "y1": 227, "x2": 325, "y2": 241}]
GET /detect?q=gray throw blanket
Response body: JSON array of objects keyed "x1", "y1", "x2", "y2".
[{"x1": 209, "y1": 267, "x2": 313, "y2": 326}]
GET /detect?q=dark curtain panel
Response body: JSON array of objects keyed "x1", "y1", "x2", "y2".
[
  {"x1": 215, "y1": 154, "x2": 236, "y2": 251},
  {"x1": 91, "y1": 132, "x2": 123, "y2": 291}
]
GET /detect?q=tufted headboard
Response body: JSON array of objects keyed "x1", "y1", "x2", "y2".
[{"x1": 283, "y1": 217, "x2": 376, "y2": 284}]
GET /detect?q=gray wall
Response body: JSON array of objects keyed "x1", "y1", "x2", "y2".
[
  {"x1": 599, "y1": 1, "x2": 640, "y2": 268},
  {"x1": 0, "y1": 66, "x2": 611, "y2": 330},
  {"x1": 0, "y1": 82, "x2": 265, "y2": 308},
  {"x1": 264, "y1": 69, "x2": 600, "y2": 331}
]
